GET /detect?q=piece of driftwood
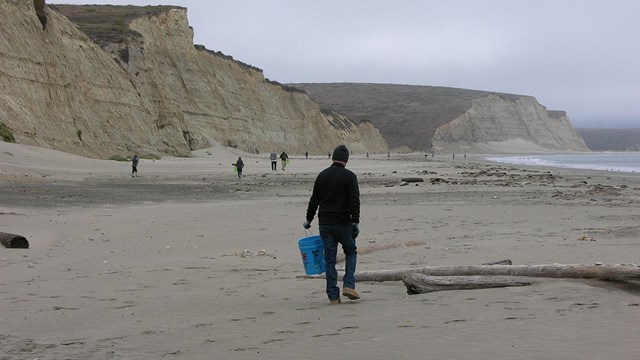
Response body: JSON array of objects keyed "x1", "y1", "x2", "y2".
[
  {"x1": 336, "y1": 240, "x2": 426, "y2": 263},
  {"x1": 403, "y1": 273, "x2": 534, "y2": 294},
  {"x1": 350, "y1": 264, "x2": 640, "y2": 282},
  {"x1": 0, "y1": 232, "x2": 29, "y2": 249},
  {"x1": 482, "y1": 259, "x2": 512, "y2": 265},
  {"x1": 401, "y1": 177, "x2": 424, "y2": 183},
  {"x1": 297, "y1": 258, "x2": 512, "y2": 279}
]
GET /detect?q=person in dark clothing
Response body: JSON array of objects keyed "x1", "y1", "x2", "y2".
[
  {"x1": 270, "y1": 150, "x2": 277, "y2": 171},
  {"x1": 280, "y1": 151, "x2": 289, "y2": 170},
  {"x1": 304, "y1": 145, "x2": 360, "y2": 304},
  {"x1": 130, "y1": 154, "x2": 139, "y2": 177},
  {"x1": 234, "y1": 157, "x2": 244, "y2": 178}
]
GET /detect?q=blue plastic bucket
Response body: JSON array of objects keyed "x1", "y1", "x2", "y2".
[{"x1": 298, "y1": 235, "x2": 325, "y2": 275}]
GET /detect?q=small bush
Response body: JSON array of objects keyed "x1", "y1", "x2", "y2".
[
  {"x1": 0, "y1": 123, "x2": 15, "y2": 143},
  {"x1": 109, "y1": 155, "x2": 129, "y2": 161},
  {"x1": 141, "y1": 154, "x2": 161, "y2": 160}
]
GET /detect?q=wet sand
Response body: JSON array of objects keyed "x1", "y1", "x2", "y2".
[{"x1": 1, "y1": 141, "x2": 639, "y2": 359}]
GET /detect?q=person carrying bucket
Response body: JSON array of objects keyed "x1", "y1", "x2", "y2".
[
  {"x1": 233, "y1": 157, "x2": 244, "y2": 178},
  {"x1": 303, "y1": 145, "x2": 360, "y2": 304},
  {"x1": 280, "y1": 151, "x2": 289, "y2": 171}
]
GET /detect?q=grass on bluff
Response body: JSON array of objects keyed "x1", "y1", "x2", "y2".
[
  {"x1": 109, "y1": 154, "x2": 161, "y2": 161},
  {"x1": 0, "y1": 123, "x2": 15, "y2": 143},
  {"x1": 50, "y1": 4, "x2": 184, "y2": 47},
  {"x1": 108, "y1": 155, "x2": 129, "y2": 162}
]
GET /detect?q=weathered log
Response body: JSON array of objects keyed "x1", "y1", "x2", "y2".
[
  {"x1": 297, "y1": 258, "x2": 513, "y2": 279},
  {"x1": 482, "y1": 259, "x2": 512, "y2": 265},
  {"x1": 0, "y1": 232, "x2": 29, "y2": 249},
  {"x1": 403, "y1": 273, "x2": 534, "y2": 294},
  {"x1": 351, "y1": 264, "x2": 640, "y2": 282},
  {"x1": 401, "y1": 177, "x2": 424, "y2": 183}
]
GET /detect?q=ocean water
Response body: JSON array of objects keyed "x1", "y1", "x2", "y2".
[{"x1": 484, "y1": 153, "x2": 640, "y2": 173}]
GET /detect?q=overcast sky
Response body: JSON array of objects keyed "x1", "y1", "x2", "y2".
[{"x1": 50, "y1": 0, "x2": 639, "y2": 128}]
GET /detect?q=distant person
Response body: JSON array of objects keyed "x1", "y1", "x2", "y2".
[
  {"x1": 366, "y1": 152, "x2": 369, "y2": 159},
  {"x1": 270, "y1": 150, "x2": 278, "y2": 171},
  {"x1": 280, "y1": 151, "x2": 289, "y2": 170},
  {"x1": 305, "y1": 151, "x2": 309, "y2": 159},
  {"x1": 130, "y1": 154, "x2": 139, "y2": 177},
  {"x1": 234, "y1": 157, "x2": 244, "y2": 178},
  {"x1": 303, "y1": 145, "x2": 360, "y2": 304}
]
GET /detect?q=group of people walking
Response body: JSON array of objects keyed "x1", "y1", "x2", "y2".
[
  {"x1": 131, "y1": 150, "x2": 296, "y2": 180},
  {"x1": 270, "y1": 150, "x2": 289, "y2": 171},
  {"x1": 232, "y1": 150, "x2": 289, "y2": 179}
]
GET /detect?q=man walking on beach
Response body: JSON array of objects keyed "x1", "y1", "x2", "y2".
[
  {"x1": 130, "y1": 154, "x2": 139, "y2": 177},
  {"x1": 270, "y1": 150, "x2": 277, "y2": 171},
  {"x1": 303, "y1": 145, "x2": 360, "y2": 304},
  {"x1": 280, "y1": 151, "x2": 289, "y2": 171},
  {"x1": 234, "y1": 157, "x2": 244, "y2": 178}
]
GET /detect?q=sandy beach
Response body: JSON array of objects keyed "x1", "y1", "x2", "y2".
[{"x1": 1, "y1": 141, "x2": 639, "y2": 359}]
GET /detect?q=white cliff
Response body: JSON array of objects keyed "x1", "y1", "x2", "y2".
[{"x1": 432, "y1": 95, "x2": 588, "y2": 153}]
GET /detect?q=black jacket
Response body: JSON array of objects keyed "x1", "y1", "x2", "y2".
[{"x1": 306, "y1": 162, "x2": 360, "y2": 225}]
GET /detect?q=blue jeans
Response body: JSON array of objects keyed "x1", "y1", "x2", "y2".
[{"x1": 319, "y1": 224, "x2": 357, "y2": 300}]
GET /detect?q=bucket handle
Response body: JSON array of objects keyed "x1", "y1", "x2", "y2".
[{"x1": 304, "y1": 228, "x2": 314, "y2": 237}]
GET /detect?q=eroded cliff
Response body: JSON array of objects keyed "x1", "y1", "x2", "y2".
[
  {"x1": 431, "y1": 95, "x2": 588, "y2": 153},
  {"x1": 291, "y1": 83, "x2": 588, "y2": 153},
  {"x1": 0, "y1": 1, "x2": 387, "y2": 158}
]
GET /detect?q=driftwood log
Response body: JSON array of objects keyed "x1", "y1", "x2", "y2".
[
  {"x1": 297, "y1": 259, "x2": 513, "y2": 279},
  {"x1": 482, "y1": 259, "x2": 512, "y2": 265},
  {"x1": 351, "y1": 264, "x2": 640, "y2": 282},
  {"x1": 403, "y1": 273, "x2": 534, "y2": 294},
  {"x1": 401, "y1": 177, "x2": 424, "y2": 183},
  {"x1": 0, "y1": 232, "x2": 29, "y2": 249}
]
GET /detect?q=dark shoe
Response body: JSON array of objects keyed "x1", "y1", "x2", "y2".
[{"x1": 343, "y1": 288, "x2": 360, "y2": 300}]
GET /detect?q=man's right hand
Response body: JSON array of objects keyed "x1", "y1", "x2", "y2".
[{"x1": 303, "y1": 220, "x2": 311, "y2": 229}]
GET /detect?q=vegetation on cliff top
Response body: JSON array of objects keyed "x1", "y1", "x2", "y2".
[
  {"x1": 0, "y1": 123, "x2": 15, "y2": 143},
  {"x1": 50, "y1": 4, "x2": 184, "y2": 47},
  {"x1": 193, "y1": 45, "x2": 264, "y2": 75}
]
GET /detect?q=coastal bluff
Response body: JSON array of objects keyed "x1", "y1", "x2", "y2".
[
  {"x1": 290, "y1": 83, "x2": 588, "y2": 153},
  {"x1": 0, "y1": 1, "x2": 387, "y2": 158}
]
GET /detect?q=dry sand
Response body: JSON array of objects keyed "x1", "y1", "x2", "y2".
[{"x1": 1, "y1": 141, "x2": 639, "y2": 359}]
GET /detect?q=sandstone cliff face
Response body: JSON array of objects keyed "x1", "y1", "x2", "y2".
[
  {"x1": 1, "y1": 1, "x2": 158, "y2": 157},
  {"x1": 431, "y1": 95, "x2": 588, "y2": 153},
  {"x1": 0, "y1": 1, "x2": 387, "y2": 158}
]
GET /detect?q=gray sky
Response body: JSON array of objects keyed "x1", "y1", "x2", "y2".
[{"x1": 50, "y1": 0, "x2": 639, "y2": 128}]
